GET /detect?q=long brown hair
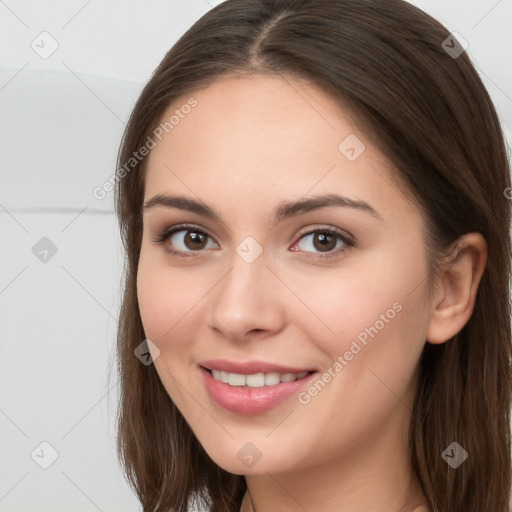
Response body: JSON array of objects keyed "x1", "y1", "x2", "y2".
[{"x1": 113, "y1": 1, "x2": 512, "y2": 510}]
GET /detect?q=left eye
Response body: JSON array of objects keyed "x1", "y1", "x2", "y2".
[{"x1": 293, "y1": 230, "x2": 353, "y2": 255}]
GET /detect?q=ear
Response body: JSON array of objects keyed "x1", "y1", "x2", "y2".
[{"x1": 426, "y1": 233, "x2": 488, "y2": 345}]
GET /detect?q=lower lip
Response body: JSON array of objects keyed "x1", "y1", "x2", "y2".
[{"x1": 199, "y1": 365, "x2": 318, "y2": 416}]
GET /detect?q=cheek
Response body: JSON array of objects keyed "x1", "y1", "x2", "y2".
[
  {"x1": 137, "y1": 258, "x2": 167, "y2": 341},
  {"x1": 293, "y1": 269, "x2": 428, "y2": 445},
  {"x1": 136, "y1": 249, "x2": 214, "y2": 359},
  {"x1": 288, "y1": 267, "x2": 402, "y2": 343},
  {"x1": 288, "y1": 252, "x2": 429, "y2": 364},
  {"x1": 136, "y1": 253, "x2": 199, "y2": 404},
  {"x1": 136, "y1": 250, "x2": 188, "y2": 345}
]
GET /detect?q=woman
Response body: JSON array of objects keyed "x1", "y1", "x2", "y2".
[{"x1": 114, "y1": 1, "x2": 512, "y2": 511}]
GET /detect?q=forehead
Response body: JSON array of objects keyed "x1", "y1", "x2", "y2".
[{"x1": 143, "y1": 74, "x2": 419, "y2": 224}]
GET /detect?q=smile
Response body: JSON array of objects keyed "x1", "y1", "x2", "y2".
[
  {"x1": 209, "y1": 369, "x2": 311, "y2": 387},
  {"x1": 199, "y1": 365, "x2": 318, "y2": 415}
]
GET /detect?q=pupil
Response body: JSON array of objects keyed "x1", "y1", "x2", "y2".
[
  {"x1": 314, "y1": 232, "x2": 335, "y2": 252},
  {"x1": 186, "y1": 231, "x2": 206, "y2": 250}
]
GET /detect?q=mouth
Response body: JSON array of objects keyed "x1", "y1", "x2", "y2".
[
  {"x1": 201, "y1": 366, "x2": 315, "y2": 387},
  {"x1": 199, "y1": 365, "x2": 319, "y2": 415}
]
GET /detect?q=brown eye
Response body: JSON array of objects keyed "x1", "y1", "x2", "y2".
[
  {"x1": 312, "y1": 232, "x2": 337, "y2": 252},
  {"x1": 153, "y1": 225, "x2": 219, "y2": 256},
  {"x1": 293, "y1": 228, "x2": 354, "y2": 258},
  {"x1": 184, "y1": 231, "x2": 208, "y2": 250}
]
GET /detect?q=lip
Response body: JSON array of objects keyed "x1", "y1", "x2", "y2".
[
  {"x1": 199, "y1": 365, "x2": 318, "y2": 416},
  {"x1": 199, "y1": 358, "x2": 316, "y2": 374}
]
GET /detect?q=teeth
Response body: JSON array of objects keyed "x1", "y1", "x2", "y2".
[
  {"x1": 210, "y1": 369, "x2": 310, "y2": 387},
  {"x1": 228, "y1": 373, "x2": 245, "y2": 386}
]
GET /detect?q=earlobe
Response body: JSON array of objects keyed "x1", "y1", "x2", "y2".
[{"x1": 426, "y1": 233, "x2": 488, "y2": 345}]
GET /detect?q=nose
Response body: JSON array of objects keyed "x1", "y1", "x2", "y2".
[{"x1": 207, "y1": 250, "x2": 286, "y2": 342}]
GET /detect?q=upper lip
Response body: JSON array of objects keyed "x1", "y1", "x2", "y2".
[{"x1": 200, "y1": 359, "x2": 316, "y2": 375}]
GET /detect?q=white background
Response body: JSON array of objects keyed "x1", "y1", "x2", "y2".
[{"x1": 0, "y1": 1, "x2": 511, "y2": 510}]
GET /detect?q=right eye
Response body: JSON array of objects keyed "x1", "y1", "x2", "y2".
[{"x1": 152, "y1": 224, "x2": 220, "y2": 257}]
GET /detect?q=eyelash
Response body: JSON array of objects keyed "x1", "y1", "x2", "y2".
[{"x1": 151, "y1": 223, "x2": 356, "y2": 260}]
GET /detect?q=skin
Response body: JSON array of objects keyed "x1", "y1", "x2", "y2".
[{"x1": 137, "y1": 74, "x2": 487, "y2": 512}]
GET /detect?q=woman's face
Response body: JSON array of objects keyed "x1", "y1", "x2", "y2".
[{"x1": 137, "y1": 74, "x2": 433, "y2": 476}]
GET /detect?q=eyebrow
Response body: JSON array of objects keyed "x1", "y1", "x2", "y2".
[{"x1": 143, "y1": 193, "x2": 381, "y2": 223}]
